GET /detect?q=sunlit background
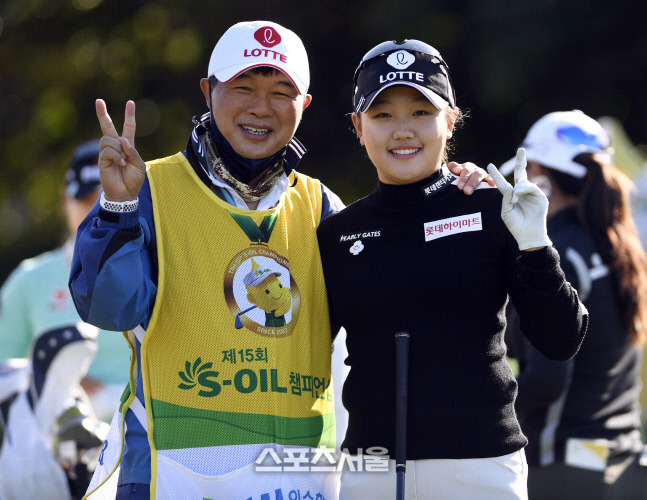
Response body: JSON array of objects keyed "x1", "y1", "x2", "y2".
[{"x1": 1, "y1": 0, "x2": 647, "y2": 283}]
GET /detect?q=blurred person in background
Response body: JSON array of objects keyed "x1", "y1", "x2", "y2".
[
  {"x1": 503, "y1": 110, "x2": 647, "y2": 499},
  {"x1": 599, "y1": 115, "x2": 647, "y2": 434},
  {"x1": 0, "y1": 140, "x2": 130, "y2": 422},
  {"x1": 0, "y1": 140, "x2": 131, "y2": 498}
]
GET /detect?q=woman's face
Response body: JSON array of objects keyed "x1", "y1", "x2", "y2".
[
  {"x1": 526, "y1": 161, "x2": 553, "y2": 199},
  {"x1": 352, "y1": 85, "x2": 457, "y2": 185}
]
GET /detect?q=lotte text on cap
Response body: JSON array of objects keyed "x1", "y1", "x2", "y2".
[
  {"x1": 208, "y1": 21, "x2": 309, "y2": 95},
  {"x1": 353, "y1": 39, "x2": 455, "y2": 113}
]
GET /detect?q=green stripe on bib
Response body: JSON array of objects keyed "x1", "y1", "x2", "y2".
[{"x1": 152, "y1": 398, "x2": 335, "y2": 450}]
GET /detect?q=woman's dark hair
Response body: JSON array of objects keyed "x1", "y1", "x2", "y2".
[
  {"x1": 444, "y1": 108, "x2": 466, "y2": 164},
  {"x1": 550, "y1": 153, "x2": 647, "y2": 345}
]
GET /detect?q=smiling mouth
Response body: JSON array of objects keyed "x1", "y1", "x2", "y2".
[
  {"x1": 241, "y1": 125, "x2": 270, "y2": 136},
  {"x1": 390, "y1": 148, "x2": 419, "y2": 155}
]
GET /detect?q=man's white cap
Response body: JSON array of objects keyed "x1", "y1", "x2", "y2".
[
  {"x1": 208, "y1": 21, "x2": 309, "y2": 95},
  {"x1": 500, "y1": 110, "x2": 612, "y2": 178}
]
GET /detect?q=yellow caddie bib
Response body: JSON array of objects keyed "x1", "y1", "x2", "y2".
[{"x1": 144, "y1": 153, "x2": 335, "y2": 499}]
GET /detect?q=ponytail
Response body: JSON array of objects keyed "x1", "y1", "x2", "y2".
[{"x1": 571, "y1": 153, "x2": 647, "y2": 345}]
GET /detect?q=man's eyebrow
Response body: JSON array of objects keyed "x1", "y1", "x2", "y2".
[
  {"x1": 230, "y1": 73, "x2": 297, "y2": 91},
  {"x1": 230, "y1": 74, "x2": 252, "y2": 83},
  {"x1": 276, "y1": 80, "x2": 298, "y2": 91}
]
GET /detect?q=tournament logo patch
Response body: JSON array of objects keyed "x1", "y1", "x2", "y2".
[
  {"x1": 224, "y1": 244, "x2": 300, "y2": 338},
  {"x1": 424, "y1": 212, "x2": 482, "y2": 242},
  {"x1": 223, "y1": 211, "x2": 300, "y2": 337}
]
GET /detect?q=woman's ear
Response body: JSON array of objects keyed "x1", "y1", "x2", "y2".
[
  {"x1": 351, "y1": 112, "x2": 364, "y2": 146},
  {"x1": 445, "y1": 107, "x2": 459, "y2": 139}
]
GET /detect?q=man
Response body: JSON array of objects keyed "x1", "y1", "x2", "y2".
[
  {"x1": 0, "y1": 140, "x2": 130, "y2": 422},
  {"x1": 70, "y1": 21, "x2": 488, "y2": 500}
]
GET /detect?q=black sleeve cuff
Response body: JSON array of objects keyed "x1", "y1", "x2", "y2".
[{"x1": 98, "y1": 207, "x2": 141, "y2": 231}]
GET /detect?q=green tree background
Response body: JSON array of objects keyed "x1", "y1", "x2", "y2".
[{"x1": 1, "y1": 0, "x2": 647, "y2": 284}]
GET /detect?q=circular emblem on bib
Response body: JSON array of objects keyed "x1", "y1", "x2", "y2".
[{"x1": 224, "y1": 244, "x2": 300, "y2": 337}]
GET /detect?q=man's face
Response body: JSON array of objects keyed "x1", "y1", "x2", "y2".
[{"x1": 201, "y1": 70, "x2": 311, "y2": 160}]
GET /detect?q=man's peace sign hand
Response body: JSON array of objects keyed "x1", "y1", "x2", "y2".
[{"x1": 95, "y1": 99, "x2": 146, "y2": 202}]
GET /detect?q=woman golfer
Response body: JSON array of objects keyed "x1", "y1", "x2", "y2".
[{"x1": 316, "y1": 39, "x2": 589, "y2": 500}]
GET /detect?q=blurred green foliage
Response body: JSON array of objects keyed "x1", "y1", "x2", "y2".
[{"x1": 1, "y1": 0, "x2": 647, "y2": 283}]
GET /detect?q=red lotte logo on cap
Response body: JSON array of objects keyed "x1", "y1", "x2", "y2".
[
  {"x1": 254, "y1": 26, "x2": 281, "y2": 47},
  {"x1": 243, "y1": 26, "x2": 287, "y2": 63}
]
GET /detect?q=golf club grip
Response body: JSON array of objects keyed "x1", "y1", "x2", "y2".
[{"x1": 394, "y1": 331, "x2": 410, "y2": 474}]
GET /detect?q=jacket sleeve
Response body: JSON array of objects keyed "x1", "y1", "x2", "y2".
[
  {"x1": 320, "y1": 182, "x2": 345, "y2": 222},
  {"x1": 69, "y1": 181, "x2": 158, "y2": 331},
  {"x1": 507, "y1": 237, "x2": 582, "y2": 411},
  {"x1": 507, "y1": 246, "x2": 589, "y2": 362}
]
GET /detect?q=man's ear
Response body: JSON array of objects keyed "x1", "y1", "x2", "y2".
[
  {"x1": 351, "y1": 112, "x2": 364, "y2": 146},
  {"x1": 200, "y1": 78, "x2": 212, "y2": 109},
  {"x1": 303, "y1": 94, "x2": 312, "y2": 110}
]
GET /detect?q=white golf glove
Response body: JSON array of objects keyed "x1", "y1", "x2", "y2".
[{"x1": 487, "y1": 148, "x2": 552, "y2": 251}]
